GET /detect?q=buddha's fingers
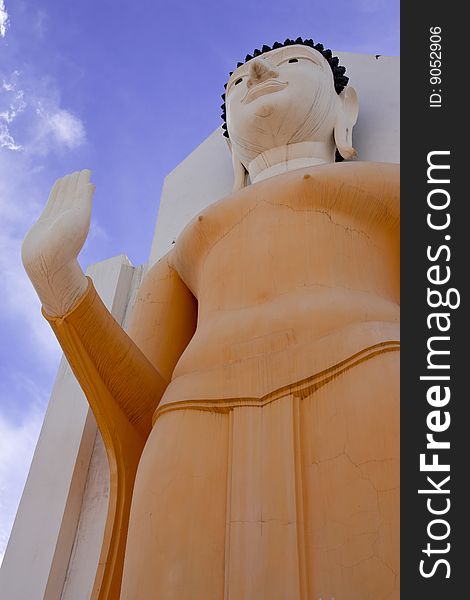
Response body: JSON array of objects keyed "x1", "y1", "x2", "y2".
[
  {"x1": 73, "y1": 170, "x2": 94, "y2": 212},
  {"x1": 49, "y1": 172, "x2": 79, "y2": 219},
  {"x1": 41, "y1": 177, "x2": 62, "y2": 219}
]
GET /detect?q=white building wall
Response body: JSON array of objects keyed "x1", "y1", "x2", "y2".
[{"x1": 0, "y1": 256, "x2": 144, "y2": 600}]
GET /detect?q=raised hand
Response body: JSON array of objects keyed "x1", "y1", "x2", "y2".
[{"x1": 22, "y1": 170, "x2": 96, "y2": 317}]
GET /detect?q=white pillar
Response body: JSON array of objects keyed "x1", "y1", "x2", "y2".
[{"x1": 0, "y1": 255, "x2": 144, "y2": 600}]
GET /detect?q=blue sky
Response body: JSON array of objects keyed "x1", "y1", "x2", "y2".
[{"x1": 0, "y1": 0, "x2": 399, "y2": 564}]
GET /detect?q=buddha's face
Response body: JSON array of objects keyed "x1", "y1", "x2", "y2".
[{"x1": 225, "y1": 45, "x2": 341, "y2": 167}]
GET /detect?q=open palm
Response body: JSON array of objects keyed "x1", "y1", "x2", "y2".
[
  {"x1": 22, "y1": 170, "x2": 95, "y2": 273},
  {"x1": 22, "y1": 170, "x2": 95, "y2": 315}
]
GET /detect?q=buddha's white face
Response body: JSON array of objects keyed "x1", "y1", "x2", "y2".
[{"x1": 225, "y1": 45, "x2": 342, "y2": 167}]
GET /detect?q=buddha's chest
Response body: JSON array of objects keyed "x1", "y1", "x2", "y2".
[{"x1": 171, "y1": 165, "x2": 399, "y2": 301}]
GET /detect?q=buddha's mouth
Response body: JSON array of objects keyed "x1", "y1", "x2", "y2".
[{"x1": 242, "y1": 79, "x2": 288, "y2": 104}]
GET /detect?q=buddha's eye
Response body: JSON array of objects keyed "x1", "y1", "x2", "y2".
[
  {"x1": 235, "y1": 78, "x2": 243, "y2": 85},
  {"x1": 288, "y1": 58, "x2": 299, "y2": 63}
]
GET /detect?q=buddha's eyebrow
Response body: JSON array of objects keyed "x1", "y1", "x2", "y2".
[{"x1": 274, "y1": 49, "x2": 321, "y2": 64}]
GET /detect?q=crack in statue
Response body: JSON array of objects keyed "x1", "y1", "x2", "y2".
[{"x1": 22, "y1": 39, "x2": 400, "y2": 600}]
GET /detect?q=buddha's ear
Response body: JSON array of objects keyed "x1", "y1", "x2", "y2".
[
  {"x1": 224, "y1": 131, "x2": 247, "y2": 191},
  {"x1": 334, "y1": 86, "x2": 359, "y2": 160}
]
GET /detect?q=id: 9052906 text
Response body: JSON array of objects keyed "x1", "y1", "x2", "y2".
[{"x1": 429, "y1": 26, "x2": 442, "y2": 109}]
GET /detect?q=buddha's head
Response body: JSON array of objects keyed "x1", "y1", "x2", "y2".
[{"x1": 222, "y1": 39, "x2": 359, "y2": 188}]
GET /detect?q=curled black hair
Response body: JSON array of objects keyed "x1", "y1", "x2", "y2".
[{"x1": 220, "y1": 37, "x2": 348, "y2": 139}]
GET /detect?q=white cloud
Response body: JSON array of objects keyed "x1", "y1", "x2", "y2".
[
  {"x1": 35, "y1": 105, "x2": 86, "y2": 150},
  {"x1": 0, "y1": 70, "x2": 86, "y2": 155},
  {"x1": 0, "y1": 0, "x2": 9, "y2": 38},
  {"x1": 1, "y1": 75, "x2": 26, "y2": 123},
  {"x1": 0, "y1": 122, "x2": 22, "y2": 151},
  {"x1": 0, "y1": 73, "x2": 26, "y2": 151},
  {"x1": 0, "y1": 395, "x2": 46, "y2": 566}
]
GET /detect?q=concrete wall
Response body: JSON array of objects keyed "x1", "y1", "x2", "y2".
[{"x1": 0, "y1": 256, "x2": 145, "y2": 600}]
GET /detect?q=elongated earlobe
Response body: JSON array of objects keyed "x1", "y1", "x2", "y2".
[{"x1": 334, "y1": 86, "x2": 359, "y2": 160}]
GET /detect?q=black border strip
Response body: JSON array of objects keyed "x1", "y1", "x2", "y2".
[{"x1": 401, "y1": 3, "x2": 468, "y2": 596}]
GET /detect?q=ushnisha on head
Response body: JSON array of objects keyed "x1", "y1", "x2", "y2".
[{"x1": 221, "y1": 38, "x2": 359, "y2": 189}]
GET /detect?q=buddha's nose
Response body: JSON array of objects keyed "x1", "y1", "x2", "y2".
[{"x1": 246, "y1": 58, "x2": 279, "y2": 88}]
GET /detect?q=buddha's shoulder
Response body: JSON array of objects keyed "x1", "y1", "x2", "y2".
[
  {"x1": 180, "y1": 161, "x2": 398, "y2": 229},
  {"x1": 304, "y1": 160, "x2": 400, "y2": 180},
  {"x1": 244, "y1": 161, "x2": 400, "y2": 222},
  {"x1": 171, "y1": 161, "x2": 399, "y2": 278},
  {"x1": 319, "y1": 160, "x2": 400, "y2": 190},
  {"x1": 270, "y1": 161, "x2": 400, "y2": 195},
  {"x1": 214, "y1": 162, "x2": 399, "y2": 211},
  {"x1": 324, "y1": 160, "x2": 398, "y2": 181}
]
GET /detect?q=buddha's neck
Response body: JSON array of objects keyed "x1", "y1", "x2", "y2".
[{"x1": 247, "y1": 141, "x2": 336, "y2": 184}]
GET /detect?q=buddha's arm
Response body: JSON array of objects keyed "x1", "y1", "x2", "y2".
[
  {"x1": 43, "y1": 252, "x2": 197, "y2": 439},
  {"x1": 126, "y1": 253, "x2": 198, "y2": 386},
  {"x1": 42, "y1": 253, "x2": 197, "y2": 598}
]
